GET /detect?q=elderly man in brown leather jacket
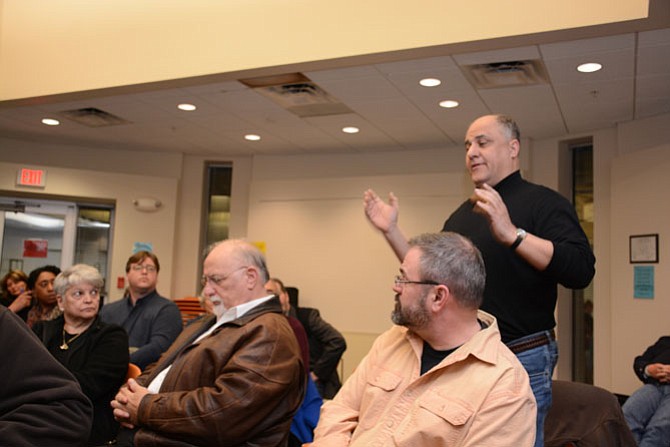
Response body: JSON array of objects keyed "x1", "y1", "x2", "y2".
[{"x1": 112, "y1": 239, "x2": 306, "y2": 447}]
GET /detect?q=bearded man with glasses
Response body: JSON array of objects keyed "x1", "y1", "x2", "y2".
[
  {"x1": 100, "y1": 250, "x2": 182, "y2": 369},
  {"x1": 310, "y1": 232, "x2": 536, "y2": 446}
]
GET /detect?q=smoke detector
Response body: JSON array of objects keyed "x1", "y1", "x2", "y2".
[
  {"x1": 462, "y1": 60, "x2": 549, "y2": 89},
  {"x1": 240, "y1": 73, "x2": 352, "y2": 117}
]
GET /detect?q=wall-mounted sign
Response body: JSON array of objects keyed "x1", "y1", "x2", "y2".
[
  {"x1": 24, "y1": 239, "x2": 48, "y2": 258},
  {"x1": 634, "y1": 265, "x2": 654, "y2": 299},
  {"x1": 16, "y1": 168, "x2": 47, "y2": 187}
]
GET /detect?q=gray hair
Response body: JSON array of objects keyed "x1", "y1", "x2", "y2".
[
  {"x1": 54, "y1": 264, "x2": 104, "y2": 297},
  {"x1": 205, "y1": 239, "x2": 270, "y2": 284},
  {"x1": 407, "y1": 232, "x2": 485, "y2": 309},
  {"x1": 494, "y1": 114, "x2": 521, "y2": 142}
]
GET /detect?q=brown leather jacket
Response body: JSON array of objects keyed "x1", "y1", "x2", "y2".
[{"x1": 133, "y1": 297, "x2": 306, "y2": 446}]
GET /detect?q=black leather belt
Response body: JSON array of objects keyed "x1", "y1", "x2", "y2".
[{"x1": 507, "y1": 330, "x2": 556, "y2": 354}]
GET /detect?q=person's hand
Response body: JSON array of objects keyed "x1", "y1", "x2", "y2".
[
  {"x1": 363, "y1": 189, "x2": 399, "y2": 234},
  {"x1": 8, "y1": 290, "x2": 32, "y2": 314},
  {"x1": 470, "y1": 184, "x2": 517, "y2": 246},
  {"x1": 111, "y1": 379, "x2": 149, "y2": 428},
  {"x1": 646, "y1": 363, "x2": 670, "y2": 382}
]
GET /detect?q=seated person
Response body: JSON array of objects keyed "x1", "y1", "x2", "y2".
[
  {"x1": 267, "y1": 277, "x2": 346, "y2": 399},
  {"x1": 311, "y1": 232, "x2": 536, "y2": 446},
  {"x1": 623, "y1": 335, "x2": 670, "y2": 446},
  {"x1": 99, "y1": 251, "x2": 182, "y2": 369},
  {"x1": 0, "y1": 269, "x2": 31, "y2": 321},
  {"x1": 266, "y1": 279, "x2": 322, "y2": 446},
  {"x1": 0, "y1": 305, "x2": 93, "y2": 445},
  {"x1": 33, "y1": 264, "x2": 129, "y2": 446},
  {"x1": 111, "y1": 239, "x2": 306, "y2": 446},
  {"x1": 26, "y1": 265, "x2": 62, "y2": 328}
]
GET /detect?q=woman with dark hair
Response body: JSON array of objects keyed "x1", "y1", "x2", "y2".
[
  {"x1": 33, "y1": 264, "x2": 129, "y2": 446},
  {"x1": 26, "y1": 265, "x2": 62, "y2": 328},
  {"x1": 0, "y1": 269, "x2": 31, "y2": 320}
]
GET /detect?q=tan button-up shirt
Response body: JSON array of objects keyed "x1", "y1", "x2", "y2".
[{"x1": 312, "y1": 311, "x2": 536, "y2": 447}]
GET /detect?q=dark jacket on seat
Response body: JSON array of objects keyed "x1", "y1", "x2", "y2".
[{"x1": 0, "y1": 306, "x2": 93, "y2": 446}]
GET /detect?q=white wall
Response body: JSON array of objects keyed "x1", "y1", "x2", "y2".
[
  {"x1": 0, "y1": 138, "x2": 180, "y2": 302},
  {"x1": 609, "y1": 114, "x2": 670, "y2": 395},
  {"x1": 4, "y1": 112, "x2": 670, "y2": 389},
  {"x1": 170, "y1": 154, "x2": 253, "y2": 299}
]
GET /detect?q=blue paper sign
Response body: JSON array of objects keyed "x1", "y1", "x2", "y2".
[
  {"x1": 133, "y1": 242, "x2": 154, "y2": 253},
  {"x1": 634, "y1": 266, "x2": 654, "y2": 299}
]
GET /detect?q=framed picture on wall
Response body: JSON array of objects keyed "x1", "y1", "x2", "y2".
[{"x1": 630, "y1": 234, "x2": 659, "y2": 263}]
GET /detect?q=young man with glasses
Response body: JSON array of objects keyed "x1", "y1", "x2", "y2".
[
  {"x1": 100, "y1": 250, "x2": 182, "y2": 369},
  {"x1": 311, "y1": 232, "x2": 536, "y2": 446}
]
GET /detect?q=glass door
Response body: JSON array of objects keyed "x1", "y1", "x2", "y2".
[
  {"x1": 0, "y1": 197, "x2": 113, "y2": 294},
  {"x1": 0, "y1": 199, "x2": 75, "y2": 274}
]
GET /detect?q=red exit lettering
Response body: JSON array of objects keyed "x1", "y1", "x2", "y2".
[{"x1": 17, "y1": 168, "x2": 46, "y2": 187}]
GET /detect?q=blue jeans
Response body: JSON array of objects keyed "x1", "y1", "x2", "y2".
[
  {"x1": 623, "y1": 383, "x2": 670, "y2": 446},
  {"x1": 510, "y1": 332, "x2": 558, "y2": 447}
]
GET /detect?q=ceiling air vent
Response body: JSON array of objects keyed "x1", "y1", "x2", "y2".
[
  {"x1": 462, "y1": 60, "x2": 549, "y2": 89},
  {"x1": 240, "y1": 73, "x2": 352, "y2": 118},
  {"x1": 59, "y1": 107, "x2": 131, "y2": 127}
]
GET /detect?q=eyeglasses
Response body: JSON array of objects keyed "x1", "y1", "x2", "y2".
[
  {"x1": 394, "y1": 275, "x2": 440, "y2": 287},
  {"x1": 201, "y1": 266, "x2": 248, "y2": 288},
  {"x1": 131, "y1": 264, "x2": 157, "y2": 273}
]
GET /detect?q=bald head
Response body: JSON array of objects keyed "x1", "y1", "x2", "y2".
[
  {"x1": 201, "y1": 239, "x2": 270, "y2": 312},
  {"x1": 464, "y1": 114, "x2": 521, "y2": 187}
]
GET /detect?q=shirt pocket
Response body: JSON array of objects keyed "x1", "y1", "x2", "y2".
[
  {"x1": 359, "y1": 367, "x2": 403, "y2": 430},
  {"x1": 395, "y1": 393, "x2": 474, "y2": 445},
  {"x1": 420, "y1": 392, "x2": 474, "y2": 424}
]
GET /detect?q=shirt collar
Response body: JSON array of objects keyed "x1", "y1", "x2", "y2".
[{"x1": 217, "y1": 294, "x2": 274, "y2": 324}]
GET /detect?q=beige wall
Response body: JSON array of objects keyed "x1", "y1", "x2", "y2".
[
  {"x1": 0, "y1": 0, "x2": 648, "y2": 101},
  {"x1": 609, "y1": 114, "x2": 670, "y2": 395},
  {"x1": 0, "y1": 142, "x2": 179, "y2": 302},
  {"x1": 3, "y1": 112, "x2": 670, "y2": 389}
]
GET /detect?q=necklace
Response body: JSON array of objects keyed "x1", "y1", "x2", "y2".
[{"x1": 60, "y1": 328, "x2": 84, "y2": 350}]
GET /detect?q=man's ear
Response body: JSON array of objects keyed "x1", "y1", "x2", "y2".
[
  {"x1": 244, "y1": 266, "x2": 260, "y2": 289},
  {"x1": 509, "y1": 138, "x2": 520, "y2": 159},
  {"x1": 431, "y1": 285, "x2": 450, "y2": 311}
]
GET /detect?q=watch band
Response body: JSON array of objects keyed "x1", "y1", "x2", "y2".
[{"x1": 510, "y1": 228, "x2": 527, "y2": 250}]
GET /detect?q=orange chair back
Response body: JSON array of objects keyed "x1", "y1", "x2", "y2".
[
  {"x1": 174, "y1": 297, "x2": 207, "y2": 326},
  {"x1": 126, "y1": 363, "x2": 141, "y2": 380}
]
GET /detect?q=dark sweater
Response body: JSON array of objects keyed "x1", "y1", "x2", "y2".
[
  {"x1": 633, "y1": 336, "x2": 670, "y2": 384},
  {"x1": 443, "y1": 171, "x2": 595, "y2": 342},
  {"x1": 33, "y1": 315, "x2": 129, "y2": 445}
]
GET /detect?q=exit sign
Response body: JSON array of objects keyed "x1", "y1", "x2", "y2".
[{"x1": 16, "y1": 168, "x2": 47, "y2": 187}]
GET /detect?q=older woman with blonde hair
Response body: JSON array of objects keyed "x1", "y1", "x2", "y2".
[{"x1": 33, "y1": 264, "x2": 129, "y2": 446}]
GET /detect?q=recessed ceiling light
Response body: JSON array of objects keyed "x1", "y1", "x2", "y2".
[
  {"x1": 245, "y1": 134, "x2": 261, "y2": 141},
  {"x1": 342, "y1": 126, "x2": 360, "y2": 134},
  {"x1": 177, "y1": 103, "x2": 197, "y2": 111},
  {"x1": 41, "y1": 118, "x2": 60, "y2": 126},
  {"x1": 419, "y1": 78, "x2": 441, "y2": 87},
  {"x1": 577, "y1": 62, "x2": 602, "y2": 73},
  {"x1": 439, "y1": 100, "x2": 459, "y2": 109}
]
